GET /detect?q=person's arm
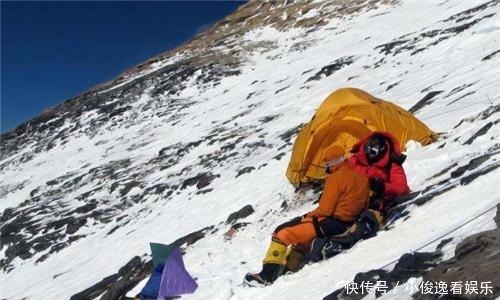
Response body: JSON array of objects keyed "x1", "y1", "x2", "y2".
[
  {"x1": 308, "y1": 174, "x2": 340, "y2": 217},
  {"x1": 384, "y1": 163, "x2": 410, "y2": 198},
  {"x1": 347, "y1": 155, "x2": 357, "y2": 167}
]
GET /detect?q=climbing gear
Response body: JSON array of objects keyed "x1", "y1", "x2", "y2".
[{"x1": 263, "y1": 239, "x2": 288, "y2": 265}]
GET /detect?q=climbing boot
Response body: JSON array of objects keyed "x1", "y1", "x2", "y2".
[
  {"x1": 244, "y1": 239, "x2": 287, "y2": 286},
  {"x1": 244, "y1": 263, "x2": 281, "y2": 287}
]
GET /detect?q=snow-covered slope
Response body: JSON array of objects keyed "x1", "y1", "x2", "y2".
[{"x1": 1, "y1": 1, "x2": 499, "y2": 299}]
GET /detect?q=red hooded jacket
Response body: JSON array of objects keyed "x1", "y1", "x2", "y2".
[{"x1": 347, "y1": 132, "x2": 410, "y2": 200}]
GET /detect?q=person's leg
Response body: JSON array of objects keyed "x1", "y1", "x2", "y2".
[
  {"x1": 274, "y1": 219, "x2": 317, "y2": 245},
  {"x1": 318, "y1": 217, "x2": 353, "y2": 237},
  {"x1": 245, "y1": 218, "x2": 317, "y2": 285},
  {"x1": 256, "y1": 238, "x2": 288, "y2": 283},
  {"x1": 306, "y1": 218, "x2": 355, "y2": 263},
  {"x1": 273, "y1": 216, "x2": 302, "y2": 233},
  {"x1": 274, "y1": 220, "x2": 318, "y2": 274}
]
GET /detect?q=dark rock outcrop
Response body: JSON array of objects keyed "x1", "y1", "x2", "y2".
[
  {"x1": 305, "y1": 56, "x2": 355, "y2": 82},
  {"x1": 181, "y1": 172, "x2": 220, "y2": 190},
  {"x1": 409, "y1": 91, "x2": 444, "y2": 113},
  {"x1": 421, "y1": 227, "x2": 500, "y2": 299},
  {"x1": 325, "y1": 206, "x2": 500, "y2": 300},
  {"x1": 71, "y1": 226, "x2": 213, "y2": 300},
  {"x1": 225, "y1": 205, "x2": 255, "y2": 224},
  {"x1": 69, "y1": 256, "x2": 152, "y2": 300},
  {"x1": 463, "y1": 122, "x2": 494, "y2": 145},
  {"x1": 324, "y1": 251, "x2": 442, "y2": 300},
  {"x1": 482, "y1": 49, "x2": 500, "y2": 61},
  {"x1": 236, "y1": 166, "x2": 256, "y2": 178}
]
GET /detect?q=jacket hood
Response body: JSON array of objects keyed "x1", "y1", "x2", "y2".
[{"x1": 350, "y1": 131, "x2": 405, "y2": 167}]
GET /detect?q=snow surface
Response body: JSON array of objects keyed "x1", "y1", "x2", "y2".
[{"x1": 1, "y1": 0, "x2": 499, "y2": 299}]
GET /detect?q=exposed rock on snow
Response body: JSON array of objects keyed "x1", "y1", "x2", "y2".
[
  {"x1": 225, "y1": 205, "x2": 255, "y2": 224},
  {"x1": 421, "y1": 206, "x2": 500, "y2": 299},
  {"x1": 69, "y1": 256, "x2": 152, "y2": 300},
  {"x1": 326, "y1": 206, "x2": 500, "y2": 299}
]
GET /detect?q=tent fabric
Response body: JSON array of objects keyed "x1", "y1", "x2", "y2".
[
  {"x1": 286, "y1": 87, "x2": 436, "y2": 186},
  {"x1": 150, "y1": 242, "x2": 176, "y2": 268},
  {"x1": 139, "y1": 263, "x2": 164, "y2": 300},
  {"x1": 138, "y1": 244, "x2": 198, "y2": 300},
  {"x1": 157, "y1": 247, "x2": 198, "y2": 298}
]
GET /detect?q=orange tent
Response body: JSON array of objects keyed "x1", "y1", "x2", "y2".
[{"x1": 286, "y1": 87, "x2": 436, "y2": 187}]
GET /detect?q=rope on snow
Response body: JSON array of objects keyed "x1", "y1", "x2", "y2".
[{"x1": 379, "y1": 201, "x2": 499, "y2": 271}]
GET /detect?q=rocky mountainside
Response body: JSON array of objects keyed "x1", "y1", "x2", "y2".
[{"x1": 1, "y1": 0, "x2": 499, "y2": 299}]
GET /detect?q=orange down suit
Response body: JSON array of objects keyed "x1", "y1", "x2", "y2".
[{"x1": 274, "y1": 163, "x2": 369, "y2": 246}]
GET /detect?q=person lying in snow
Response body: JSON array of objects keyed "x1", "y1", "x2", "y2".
[
  {"x1": 244, "y1": 146, "x2": 369, "y2": 286},
  {"x1": 348, "y1": 131, "x2": 410, "y2": 212}
]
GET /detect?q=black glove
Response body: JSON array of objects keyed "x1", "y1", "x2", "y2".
[{"x1": 369, "y1": 178, "x2": 385, "y2": 199}]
